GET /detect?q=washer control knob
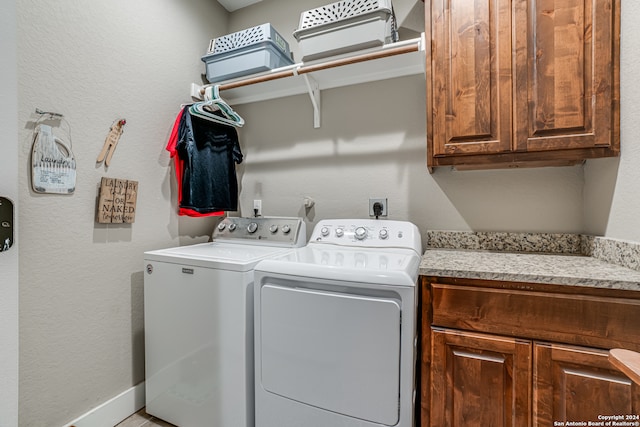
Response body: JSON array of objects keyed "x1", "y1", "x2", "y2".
[
  {"x1": 354, "y1": 226, "x2": 367, "y2": 240},
  {"x1": 379, "y1": 229, "x2": 389, "y2": 240},
  {"x1": 321, "y1": 226, "x2": 330, "y2": 237},
  {"x1": 269, "y1": 224, "x2": 278, "y2": 234},
  {"x1": 282, "y1": 225, "x2": 291, "y2": 234},
  {"x1": 217, "y1": 223, "x2": 226, "y2": 231},
  {"x1": 247, "y1": 222, "x2": 258, "y2": 234},
  {"x1": 228, "y1": 223, "x2": 237, "y2": 232},
  {"x1": 335, "y1": 228, "x2": 344, "y2": 237}
]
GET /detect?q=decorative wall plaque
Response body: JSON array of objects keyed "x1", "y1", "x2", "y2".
[{"x1": 97, "y1": 178, "x2": 138, "y2": 224}]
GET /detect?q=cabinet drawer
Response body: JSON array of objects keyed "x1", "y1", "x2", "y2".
[{"x1": 430, "y1": 283, "x2": 640, "y2": 351}]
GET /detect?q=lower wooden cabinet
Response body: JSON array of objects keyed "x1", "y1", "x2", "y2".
[
  {"x1": 421, "y1": 277, "x2": 640, "y2": 427},
  {"x1": 534, "y1": 343, "x2": 640, "y2": 425},
  {"x1": 427, "y1": 329, "x2": 640, "y2": 427},
  {"x1": 430, "y1": 328, "x2": 531, "y2": 427}
]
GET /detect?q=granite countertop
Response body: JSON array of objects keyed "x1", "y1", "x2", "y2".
[{"x1": 420, "y1": 231, "x2": 640, "y2": 291}]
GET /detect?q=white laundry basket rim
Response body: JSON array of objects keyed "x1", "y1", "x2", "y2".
[{"x1": 296, "y1": 0, "x2": 393, "y2": 31}]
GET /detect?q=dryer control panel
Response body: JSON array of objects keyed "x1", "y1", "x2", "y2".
[
  {"x1": 213, "y1": 216, "x2": 306, "y2": 247},
  {"x1": 309, "y1": 219, "x2": 421, "y2": 254}
]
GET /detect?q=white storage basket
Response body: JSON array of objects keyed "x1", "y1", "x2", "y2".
[
  {"x1": 202, "y1": 23, "x2": 294, "y2": 83},
  {"x1": 293, "y1": 0, "x2": 398, "y2": 62}
]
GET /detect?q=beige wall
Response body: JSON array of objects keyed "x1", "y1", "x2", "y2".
[
  {"x1": 229, "y1": 0, "x2": 585, "y2": 236},
  {"x1": 17, "y1": 1, "x2": 227, "y2": 425},
  {"x1": 584, "y1": 2, "x2": 640, "y2": 242}
]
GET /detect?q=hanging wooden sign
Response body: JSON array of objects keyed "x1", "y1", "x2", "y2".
[
  {"x1": 96, "y1": 119, "x2": 126, "y2": 168},
  {"x1": 97, "y1": 177, "x2": 138, "y2": 224},
  {"x1": 31, "y1": 124, "x2": 77, "y2": 194}
]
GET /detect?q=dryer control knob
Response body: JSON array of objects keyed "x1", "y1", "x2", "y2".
[
  {"x1": 247, "y1": 222, "x2": 258, "y2": 234},
  {"x1": 321, "y1": 226, "x2": 330, "y2": 237},
  {"x1": 228, "y1": 223, "x2": 237, "y2": 231},
  {"x1": 282, "y1": 225, "x2": 291, "y2": 234},
  {"x1": 335, "y1": 228, "x2": 344, "y2": 237},
  {"x1": 379, "y1": 229, "x2": 389, "y2": 239},
  {"x1": 217, "y1": 223, "x2": 226, "y2": 231},
  {"x1": 354, "y1": 226, "x2": 367, "y2": 240},
  {"x1": 269, "y1": 224, "x2": 278, "y2": 234}
]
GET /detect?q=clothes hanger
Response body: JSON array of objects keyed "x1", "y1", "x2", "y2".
[
  {"x1": 189, "y1": 85, "x2": 244, "y2": 127},
  {"x1": 189, "y1": 85, "x2": 245, "y2": 128}
]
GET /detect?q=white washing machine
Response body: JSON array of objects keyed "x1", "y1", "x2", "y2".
[
  {"x1": 253, "y1": 219, "x2": 422, "y2": 427},
  {"x1": 143, "y1": 217, "x2": 306, "y2": 427}
]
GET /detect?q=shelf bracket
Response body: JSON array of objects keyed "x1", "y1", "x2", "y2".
[
  {"x1": 190, "y1": 83, "x2": 204, "y2": 101},
  {"x1": 301, "y1": 73, "x2": 321, "y2": 128}
]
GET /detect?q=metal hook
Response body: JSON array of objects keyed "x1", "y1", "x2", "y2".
[
  {"x1": 34, "y1": 108, "x2": 73, "y2": 149},
  {"x1": 35, "y1": 108, "x2": 64, "y2": 118}
]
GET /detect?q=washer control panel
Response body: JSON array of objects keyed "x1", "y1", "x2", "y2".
[
  {"x1": 310, "y1": 219, "x2": 421, "y2": 253},
  {"x1": 213, "y1": 216, "x2": 306, "y2": 247}
]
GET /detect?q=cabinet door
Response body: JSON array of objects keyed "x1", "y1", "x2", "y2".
[
  {"x1": 429, "y1": 0, "x2": 512, "y2": 157},
  {"x1": 514, "y1": 0, "x2": 620, "y2": 152},
  {"x1": 430, "y1": 328, "x2": 532, "y2": 427},
  {"x1": 534, "y1": 343, "x2": 640, "y2": 426}
]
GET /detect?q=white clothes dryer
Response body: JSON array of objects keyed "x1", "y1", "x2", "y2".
[
  {"x1": 143, "y1": 217, "x2": 306, "y2": 427},
  {"x1": 253, "y1": 219, "x2": 422, "y2": 427}
]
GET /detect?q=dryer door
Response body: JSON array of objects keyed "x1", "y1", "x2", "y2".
[{"x1": 260, "y1": 283, "x2": 401, "y2": 425}]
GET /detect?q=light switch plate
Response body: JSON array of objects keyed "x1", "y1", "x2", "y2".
[{"x1": 0, "y1": 197, "x2": 14, "y2": 252}]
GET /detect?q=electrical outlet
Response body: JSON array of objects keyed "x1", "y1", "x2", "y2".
[
  {"x1": 253, "y1": 199, "x2": 262, "y2": 217},
  {"x1": 369, "y1": 198, "x2": 388, "y2": 217}
]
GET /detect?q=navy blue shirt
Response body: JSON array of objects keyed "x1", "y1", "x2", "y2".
[{"x1": 177, "y1": 109, "x2": 243, "y2": 213}]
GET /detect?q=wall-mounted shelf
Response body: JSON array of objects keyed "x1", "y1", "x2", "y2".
[{"x1": 191, "y1": 34, "x2": 426, "y2": 128}]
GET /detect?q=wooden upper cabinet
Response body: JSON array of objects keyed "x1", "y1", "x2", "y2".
[
  {"x1": 426, "y1": 0, "x2": 620, "y2": 170},
  {"x1": 430, "y1": 0, "x2": 513, "y2": 156},
  {"x1": 515, "y1": 0, "x2": 617, "y2": 152}
]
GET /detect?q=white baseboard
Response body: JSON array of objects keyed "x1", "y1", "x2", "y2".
[{"x1": 62, "y1": 382, "x2": 145, "y2": 427}]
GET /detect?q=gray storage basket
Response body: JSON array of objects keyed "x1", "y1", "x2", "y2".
[
  {"x1": 207, "y1": 23, "x2": 291, "y2": 57},
  {"x1": 293, "y1": 0, "x2": 398, "y2": 61},
  {"x1": 202, "y1": 23, "x2": 295, "y2": 83}
]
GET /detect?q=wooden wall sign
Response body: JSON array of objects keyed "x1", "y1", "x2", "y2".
[{"x1": 97, "y1": 177, "x2": 138, "y2": 224}]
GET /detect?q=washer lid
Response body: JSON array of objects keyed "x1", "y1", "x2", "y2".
[
  {"x1": 255, "y1": 245, "x2": 421, "y2": 286},
  {"x1": 144, "y1": 242, "x2": 293, "y2": 271}
]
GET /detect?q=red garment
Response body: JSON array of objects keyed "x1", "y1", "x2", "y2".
[{"x1": 166, "y1": 108, "x2": 224, "y2": 217}]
